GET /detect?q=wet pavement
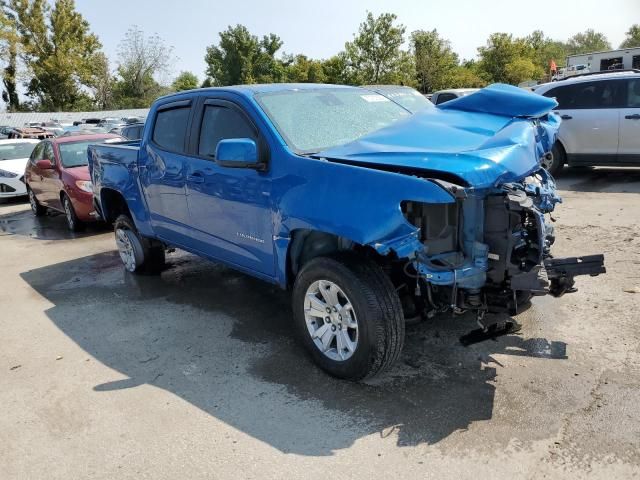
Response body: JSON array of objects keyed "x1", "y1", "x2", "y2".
[{"x1": 1, "y1": 169, "x2": 639, "y2": 479}]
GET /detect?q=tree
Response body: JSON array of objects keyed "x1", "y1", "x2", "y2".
[
  {"x1": 7, "y1": 0, "x2": 102, "y2": 111},
  {"x1": 620, "y1": 24, "x2": 640, "y2": 48},
  {"x1": 566, "y1": 29, "x2": 611, "y2": 55},
  {"x1": 525, "y1": 30, "x2": 570, "y2": 70},
  {"x1": 411, "y1": 29, "x2": 459, "y2": 92},
  {"x1": 0, "y1": 5, "x2": 20, "y2": 110},
  {"x1": 344, "y1": 12, "x2": 406, "y2": 84},
  {"x1": 504, "y1": 58, "x2": 544, "y2": 85},
  {"x1": 477, "y1": 33, "x2": 535, "y2": 83},
  {"x1": 89, "y1": 52, "x2": 114, "y2": 110},
  {"x1": 172, "y1": 71, "x2": 199, "y2": 91},
  {"x1": 321, "y1": 53, "x2": 354, "y2": 84},
  {"x1": 114, "y1": 26, "x2": 173, "y2": 107},
  {"x1": 204, "y1": 25, "x2": 285, "y2": 86},
  {"x1": 285, "y1": 54, "x2": 326, "y2": 83}
]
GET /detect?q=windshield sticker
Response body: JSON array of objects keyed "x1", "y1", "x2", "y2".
[{"x1": 360, "y1": 94, "x2": 390, "y2": 103}]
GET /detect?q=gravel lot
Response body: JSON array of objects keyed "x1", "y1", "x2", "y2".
[{"x1": 1, "y1": 168, "x2": 639, "y2": 480}]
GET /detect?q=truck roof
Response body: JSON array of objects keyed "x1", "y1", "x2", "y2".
[{"x1": 157, "y1": 83, "x2": 362, "y2": 103}]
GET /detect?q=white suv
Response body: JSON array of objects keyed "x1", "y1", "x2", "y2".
[{"x1": 533, "y1": 71, "x2": 640, "y2": 174}]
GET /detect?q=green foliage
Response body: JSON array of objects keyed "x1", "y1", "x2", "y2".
[
  {"x1": 411, "y1": 29, "x2": 459, "y2": 92},
  {"x1": 172, "y1": 71, "x2": 199, "y2": 91},
  {"x1": 477, "y1": 33, "x2": 535, "y2": 83},
  {"x1": 284, "y1": 54, "x2": 326, "y2": 83},
  {"x1": 344, "y1": 12, "x2": 407, "y2": 84},
  {"x1": 525, "y1": 30, "x2": 569, "y2": 69},
  {"x1": 205, "y1": 25, "x2": 285, "y2": 85},
  {"x1": 566, "y1": 29, "x2": 611, "y2": 55},
  {"x1": 620, "y1": 24, "x2": 640, "y2": 48},
  {"x1": 7, "y1": 0, "x2": 102, "y2": 111},
  {"x1": 113, "y1": 26, "x2": 173, "y2": 108},
  {"x1": 0, "y1": 6, "x2": 20, "y2": 110}
]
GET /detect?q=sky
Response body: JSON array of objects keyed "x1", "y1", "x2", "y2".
[{"x1": 74, "y1": 0, "x2": 639, "y2": 82}]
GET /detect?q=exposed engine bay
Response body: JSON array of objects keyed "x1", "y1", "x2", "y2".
[{"x1": 396, "y1": 168, "x2": 605, "y2": 322}]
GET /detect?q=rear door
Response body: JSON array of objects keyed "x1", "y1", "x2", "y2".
[
  {"x1": 543, "y1": 80, "x2": 622, "y2": 163},
  {"x1": 183, "y1": 97, "x2": 275, "y2": 277},
  {"x1": 618, "y1": 77, "x2": 640, "y2": 162},
  {"x1": 26, "y1": 142, "x2": 45, "y2": 199},
  {"x1": 138, "y1": 100, "x2": 193, "y2": 243}
]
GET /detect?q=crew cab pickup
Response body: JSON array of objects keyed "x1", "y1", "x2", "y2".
[{"x1": 89, "y1": 83, "x2": 605, "y2": 380}]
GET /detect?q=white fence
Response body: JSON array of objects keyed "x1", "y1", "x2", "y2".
[{"x1": 0, "y1": 108, "x2": 149, "y2": 127}]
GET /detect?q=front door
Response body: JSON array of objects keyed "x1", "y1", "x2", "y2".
[
  {"x1": 618, "y1": 77, "x2": 640, "y2": 162},
  {"x1": 40, "y1": 141, "x2": 62, "y2": 208},
  {"x1": 138, "y1": 100, "x2": 193, "y2": 244},
  {"x1": 184, "y1": 99, "x2": 275, "y2": 277}
]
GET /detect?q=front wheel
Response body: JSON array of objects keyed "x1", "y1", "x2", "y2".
[
  {"x1": 542, "y1": 142, "x2": 565, "y2": 176},
  {"x1": 63, "y1": 194, "x2": 84, "y2": 232},
  {"x1": 114, "y1": 214, "x2": 165, "y2": 274},
  {"x1": 292, "y1": 253, "x2": 405, "y2": 380},
  {"x1": 28, "y1": 187, "x2": 46, "y2": 217}
]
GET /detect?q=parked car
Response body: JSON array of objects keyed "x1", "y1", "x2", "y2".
[
  {"x1": 533, "y1": 70, "x2": 640, "y2": 174},
  {"x1": 120, "y1": 122, "x2": 144, "y2": 140},
  {"x1": 24, "y1": 133, "x2": 122, "y2": 231},
  {"x1": 365, "y1": 85, "x2": 434, "y2": 113},
  {"x1": 0, "y1": 139, "x2": 39, "y2": 199},
  {"x1": 430, "y1": 88, "x2": 480, "y2": 105},
  {"x1": 8, "y1": 127, "x2": 55, "y2": 140},
  {"x1": 89, "y1": 83, "x2": 604, "y2": 380}
]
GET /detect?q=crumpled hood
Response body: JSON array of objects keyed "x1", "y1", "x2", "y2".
[{"x1": 318, "y1": 83, "x2": 559, "y2": 189}]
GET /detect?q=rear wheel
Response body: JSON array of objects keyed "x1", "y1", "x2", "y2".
[
  {"x1": 63, "y1": 194, "x2": 84, "y2": 232},
  {"x1": 292, "y1": 253, "x2": 404, "y2": 380},
  {"x1": 114, "y1": 214, "x2": 165, "y2": 274},
  {"x1": 542, "y1": 142, "x2": 565, "y2": 176},
  {"x1": 28, "y1": 187, "x2": 46, "y2": 216}
]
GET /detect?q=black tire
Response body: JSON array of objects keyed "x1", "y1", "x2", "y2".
[
  {"x1": 28, "y1": 187, "x2": 46, "y2": 217},
  {"x1": 62, "y1": 194, "x2": 84, "y2": 232},
  {"x1": 114, "y1": 214, "x2": 165, "y2": 274},
  {"x1": 545, "y1": 142, "x2": 565, "y2": 176},
  {"x1": 292, "y1": 253, "x2": 405, "y2": 380}
]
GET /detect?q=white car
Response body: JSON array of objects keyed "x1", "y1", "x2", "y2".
[
  {"x1": 0, "y1": 139, "x2": 39, "y2": 199},
  {"x1": 533, "y1": 71, "x2": 640, "y2": 174},
  {"x1": 430, "y1": 88, "x2": 480, "y2": 105}
]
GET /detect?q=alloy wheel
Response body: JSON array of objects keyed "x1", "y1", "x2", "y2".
[{"x1": 303, "y1": 279, "x2": 359, "y2": 361}]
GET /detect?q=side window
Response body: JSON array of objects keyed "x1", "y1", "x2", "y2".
[
  {"x1": 30, "y1": 143, "x2": 44, "y2": 164},
  {"x1": 544, "y1": 81, "x2": 622, "y2": 109},
  {"x1": 435, "y1": 93, "x2": 457, "y2": 105},
  {"x1": 152, "y1": 106, "x2": 191, "y2": 152},
  {"x1": 198, "y1": 105, "x2": 257, "y2": 158},
  {"x1": 43, "y1": 142, "x2": 55, "y2": 164},
  {"x1": 626, "y1": 79, "x2": 640, "y2": 108}
]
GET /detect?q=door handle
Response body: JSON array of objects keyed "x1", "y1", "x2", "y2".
[
  {"x1": 625, "y1": 114, "x2": 640, "y2": 120},
  {"x1": 186, "y1": 172, "x2": 205, "y2": 183},
  {"x1": 560, "y1": 114, "x2": 573, "y2": 120}
]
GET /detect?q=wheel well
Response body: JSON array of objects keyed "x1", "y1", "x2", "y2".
[
  {"x1": 286, "y1": 229, "x2": 387, "y2": 287},
  {"x1": 554, "y1": 140, "x2": 567, "y2": 164},
  {"x1": 100, "y1": 188, "x2": 131, "y2": 223}
]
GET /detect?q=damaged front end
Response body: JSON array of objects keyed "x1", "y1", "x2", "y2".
[{"x1": 397, "y1": 169, "x2": 605, "y2": 320}]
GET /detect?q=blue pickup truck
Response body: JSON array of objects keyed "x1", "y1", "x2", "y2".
[{"x1": 88, "y1": 83, "x2": 604, "y2": 379}]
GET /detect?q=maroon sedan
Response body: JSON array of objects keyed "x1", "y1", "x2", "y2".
[{"x1": 24, "y1": 133, "x2": 122, "y2": 231}]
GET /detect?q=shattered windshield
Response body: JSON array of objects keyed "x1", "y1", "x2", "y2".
[{"x1": 255, "y1": 88, "x2": 410, "y2": 153}]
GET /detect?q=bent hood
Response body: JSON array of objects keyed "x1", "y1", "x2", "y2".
[{"x1": 318, "y1": 83, "x2": 559, "y2": 189}]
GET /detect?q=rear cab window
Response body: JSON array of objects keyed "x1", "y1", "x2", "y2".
[{"x1": 151, "y1": 103, "x2": 192, "y2": 153}]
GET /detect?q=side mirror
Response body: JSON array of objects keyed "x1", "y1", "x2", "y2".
[
  {"x1": 215, "y1": 138, "x2": 261, "y2": 169},
  {"x1": 36, "y1": 159, "x2": 53, "y2": 169}
]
